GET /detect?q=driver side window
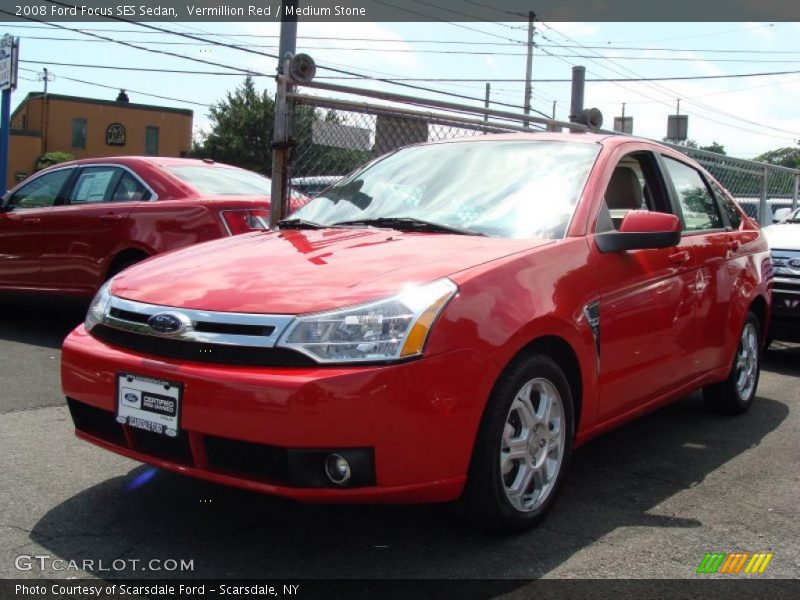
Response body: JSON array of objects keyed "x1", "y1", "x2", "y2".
[
  {"x1": 596, "y1": 152, "x2": 671, "y2": 233},
  {"x1": 7, "y1": 169, "x2": 72, "y2": 210}
]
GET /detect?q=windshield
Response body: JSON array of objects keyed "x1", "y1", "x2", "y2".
[
  {"x1": 785, "y1": 208, "x2": 800, "y2": 223},
  {"x1": 167, "y1": 165, "x2": 271, "y2": 196},
  {"x1": 289, "y1": 140, "x2": 600, "y2": 239}
]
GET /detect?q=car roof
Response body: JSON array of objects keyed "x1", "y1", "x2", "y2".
[
  {"x1": 51, "y1": 156, "x2": 245, "y2": 170},
  {"x1": 426, "y1": 131, "x2": 620, "y2": 146}
]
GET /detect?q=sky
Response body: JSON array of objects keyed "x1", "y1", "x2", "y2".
[{"x1": 4, "y1": 20, "x2": 800, "y2": 158}]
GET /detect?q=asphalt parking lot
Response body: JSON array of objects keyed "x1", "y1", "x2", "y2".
[{"x1": 0, "y1": 298, "x2": 798, "y2": 581}]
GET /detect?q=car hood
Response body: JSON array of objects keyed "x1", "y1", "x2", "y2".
[
  {"x1": 763, "y1": 224, "x2": 800, "y2": 251},
  {"x1": 112, "y1": 228, "x2": 550, "y2": 314}
]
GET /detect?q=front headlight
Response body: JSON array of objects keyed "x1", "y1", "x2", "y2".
[
  {"x1": 84, "y1": 280, "x2": 112, "y2": 332},
  {"x1": 278, "y1": 278, "x2": 457, "y2": 363}
]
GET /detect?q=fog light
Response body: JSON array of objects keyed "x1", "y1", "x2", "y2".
[{"x1": 324, "y1": 453, "x2": 351, "y2": 485}]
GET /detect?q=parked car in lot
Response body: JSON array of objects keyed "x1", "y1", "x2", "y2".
[
  {"x1": 0, "y1": 157, "x2": 305, "y2": 298},
  {"x1": 763, "y1": 207, "x2": 800, "y2": 342},
  {"x1": 62, "y1": 133, "x2": 771, "y2": 532}
]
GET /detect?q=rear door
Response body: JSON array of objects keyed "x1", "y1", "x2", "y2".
[
  {"x1": 39, "y1": 166, "x2": 149, "y2": 295},
  {"x1": 0, "y1": 168, "x2": 74, "y2": 290},
  {"x1": 659, "y1": 156, "x2": 735, "y2": 376},
  {"x1": 589, "y1": 147, "x2": 698, "y2": 420}
]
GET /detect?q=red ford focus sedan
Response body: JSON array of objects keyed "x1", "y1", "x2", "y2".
[
  {"x1": 61, "y1": 134, "x2": 771, "y2": 531},
  {"x1": 0, "y1": 156, "x2": 303, "y2": 298}
]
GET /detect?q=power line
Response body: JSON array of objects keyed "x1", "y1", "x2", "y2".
[
  {"x1": 370, "y1": 0, "x2": 527, "y2": 44},
  {"x1": 25, "y1": 2, "x2": 541, "y2": 116},
  {"x1": 458, "y1": 0, "x2": 525, "y2": 18},
  {"x1": 317, "y1": 70, "x2": 800, "y2": 82},
  {"x1": 5, "y1": 22, "x2": 793, "y2": 52},
  {"x1": 408, "y1": 0, "x2": 527, "y2": 31},
  {"x1": 28, "y1": 58, "x2": 800, "y2": 85},
  {"x1": 18, "y1": 66, "x2": 211, "y2": 107},
  {"x1": 0, "y1": 8, "x2": 268, "y2": 77},
  {"x1": 20, "y1": 35, "x2": 800, "y2": 63},
  {"x1": 20, "y1": 59, "x2": 251, "y2": 76},
  {"x1": 612, "y1": 23, "x2": 779, "y2": 44},
  {"x1": 537, "y1": 21, "x2": 800, "y2": 140}
]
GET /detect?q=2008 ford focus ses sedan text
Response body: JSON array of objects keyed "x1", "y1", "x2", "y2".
[{"x1": 62, "y1": 133, "x2": 771, "y2": 532}]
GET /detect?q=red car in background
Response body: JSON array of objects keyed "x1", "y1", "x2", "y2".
[
  {"x1": 62, "y1": 134, "x2": 771, "y2": 532},
  {"x1": 0, "y1": 157, "x2": 303, "y2": 298}
]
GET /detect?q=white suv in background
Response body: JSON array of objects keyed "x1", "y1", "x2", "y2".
[{"x1": 764, "y1": 207, "x2": 800, "y2": 343}]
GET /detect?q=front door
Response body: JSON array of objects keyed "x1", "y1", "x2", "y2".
[
  {"x1": 590, "y1": 148, "x2": 698, "y2": 420},
  {"x1": 0, "y1": 168, "x2": 73, "y2": 290}
]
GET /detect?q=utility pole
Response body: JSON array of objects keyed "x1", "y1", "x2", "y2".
[
  {"x1": 38, "y1": 67, "x2": 54, "y2": 154},
  {"x1": 269, "y1": 0, "x2": 298, "y2": 228},
  {"x1": 523, "y1": 11, "x2": 535, "y2": 128},
  {"x1": 484, "y1": 82, "x2": 490, "y2": 127}
]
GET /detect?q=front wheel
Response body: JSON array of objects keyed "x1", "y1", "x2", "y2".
[
  {"x1": 458, "y1": 354, "x2": 575, "y2": 533},
  {"x1": 703, "y1": 312, "x2": 761, "y2": 414}
]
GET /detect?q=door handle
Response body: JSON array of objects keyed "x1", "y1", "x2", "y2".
[
  {"x1": 728, "y1": 239, "x2": 741, "y2": 252},
  {"x1": 22, "y1": 217, "x2": 41, "y2": 225},
  {"x1": 100, "y1": 214, "x2": 123, "y2": 222},
  {"x1": 669, "y1": 250, "x2": 690, "y2": 265}
]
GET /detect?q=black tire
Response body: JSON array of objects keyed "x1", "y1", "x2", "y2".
[
  {"x1": 458, "y1": 353, "x2": 575, "y2": 533},
  {"x1": 703, "y1": 312, "x2": 761, "y2": 415}
]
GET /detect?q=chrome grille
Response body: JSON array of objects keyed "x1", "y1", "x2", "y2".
[
  {"x1": 771, "y1": 250, "x2": 800, "y2": 295},
  {"x1": 102, "y1": 295, "x2": 295, "y2": 348},
  {"x1": 90, "y1": 296, "x2": 317, "y2": 367}
]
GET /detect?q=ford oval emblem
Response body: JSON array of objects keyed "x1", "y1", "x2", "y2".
[
  {"x1": 789, "y1": 258, "x2": 800, "y2": 269},
  {"x1": 147, "y1": 312, "x2": 191, "y2": 335}
]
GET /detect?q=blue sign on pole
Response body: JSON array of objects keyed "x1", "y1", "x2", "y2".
[{"x1": 0, "y1": 34, "x2": 19, "y2": 196}]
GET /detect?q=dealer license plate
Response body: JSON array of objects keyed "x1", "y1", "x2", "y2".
[{"x1": 116, "y1": 372, "x2": 183, "y2": 437}]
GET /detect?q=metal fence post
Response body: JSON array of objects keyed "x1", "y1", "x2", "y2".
[
  {"x1": 793, "y1": 173, "x2": 799, "y2": 211},
  {"x1": 759, "y1": 165, "x2": 769, "y2": 226},
  {"x1": 269, "y1": 63, "x2": 292, "y2": 229}
]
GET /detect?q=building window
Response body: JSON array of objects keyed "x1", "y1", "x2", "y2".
[
  {"x1": 71, "y1": 118, "x2": 87, "y2": 149},
  {"x1": 145, "y1": 126, "x2": 159, "y2": 156}
]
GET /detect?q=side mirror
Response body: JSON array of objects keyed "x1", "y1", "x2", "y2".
[
  {"x1": 773, "y1": 208, "x2": 791, "y2": 223},
  {"x1": 596, "y1": 210, "x2": 682, "y2": 253}
]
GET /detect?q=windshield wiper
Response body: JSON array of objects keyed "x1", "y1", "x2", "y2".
[
  {"x1": 331, "y1": 217, "x2": 485, "y2": 236},
  {"x1": 277, "y1": 218, "x2": 326, "y2": 230}
]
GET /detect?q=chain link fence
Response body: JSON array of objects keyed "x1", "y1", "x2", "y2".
[
  {"x1": 289, "y1": 96, "x2": 531, "y2": 185},
  {"x1": 286, "y1": 91, "x2": 799, "y2": 224},
  {"x1": 668, "y1": 145, "x2": 799, "y2": 223}
]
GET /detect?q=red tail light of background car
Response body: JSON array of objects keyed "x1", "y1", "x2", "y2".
[{"x1": 220, "y1": 209, "x2": 271, "y2": 235}]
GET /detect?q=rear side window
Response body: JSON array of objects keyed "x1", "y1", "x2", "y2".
[
  {"x1": 662, "y1": 157, "x2": 723, "y2": 231},
  {"x1": 710, "y1": 181, "x2": 743, "y2": 229},
  {"x1": 112, "y1": 172, "x2": 149, "y2": 201},
  {"x1": 7, "y1": 169, "x2": 72, "y2": 209},
  {"x1": 69, "y1": 167, "x2": 121, "y2": 204}
]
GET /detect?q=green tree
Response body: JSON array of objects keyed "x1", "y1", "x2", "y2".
[
  {"x1": 35, "y1": 151, "x2": 74, "y2": 171},
  {"x1": 663, "y1": 138, "x2": 698, "y2": 148},
  {"x1": 196, "y1": 76, "x2": 275, "y2": 174},
  {"x1": 699, "y1": 142, "x2": 726, "y2": 155},
  {"x1": 194, "y1": 77, "x2": 371, "y2": 178},
  {"x1": 754, "y1": 147, "x2": 800, "y2": 169}
]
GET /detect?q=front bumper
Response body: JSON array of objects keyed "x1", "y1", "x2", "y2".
[{"x1": 61, "y1": 326, "x2": 496, "y2": 503}]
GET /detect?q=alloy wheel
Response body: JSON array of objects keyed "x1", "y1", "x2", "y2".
[
  {"x1": 500, "y1": 377, "x2": 566, "y2": 512},
  {"x1": 735, "y1": 321, "x2": 759, "y2": 401}
]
